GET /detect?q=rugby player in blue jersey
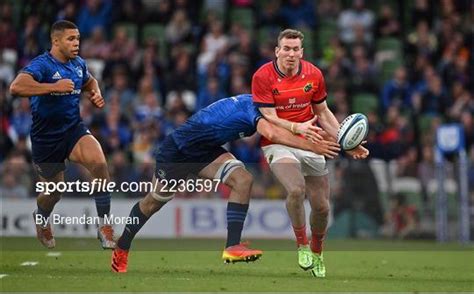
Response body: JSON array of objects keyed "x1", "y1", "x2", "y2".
[
  {"x1": 9, "y1": 21, "x2": 115, "y2": 249},
  {"x1": 111, "y1": 94, "x2": 340, "y2": 273}
]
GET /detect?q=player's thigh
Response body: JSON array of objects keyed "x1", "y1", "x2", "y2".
[
  {"x1": 39, "y1": 171, "x2": 65, "y2": 183},
  {"x1": 295, "y1": 149, "x2": 328, "y2": 178},
  {"x1": 262, "y1": 145, "x2": 305, "y2": 195},
  {"x1": 198, "y1": 152, "x2": 251, "y2": 187},
  {"x1": 69, "y1": 135, "x2": 106, "y2": 165}
]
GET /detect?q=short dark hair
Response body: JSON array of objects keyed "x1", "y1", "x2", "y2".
[
  {"x1": 51, "y1": 20, "x2": 78, "y2": 35},
  {"x1": 277, "y1": 29, "x2": 304, "y2": 47}
]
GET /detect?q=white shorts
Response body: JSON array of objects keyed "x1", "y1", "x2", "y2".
[{"x1": 262, "y1": 144, "x2": 329, "y2": 177}]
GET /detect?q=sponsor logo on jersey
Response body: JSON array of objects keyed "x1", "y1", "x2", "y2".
[
  {"x1": 289, "y1": 98, "x2": 296, "y2": 104},
  {"x1": 52, "y1": 71, "x2": 62, "y2": 79},
  {"x1": 157, "y1": 169, "x2": 166, "y2": 179},
  {"x1": 303, "y1": 82, "x2": 313, "y2": 92},
  {"x1": 51, "y1": 89, "x2": 81, "y2": 96},
  {"x1": 75, "y1": 66, "x2": 83, "y2": 78},
  {"x1": 272, "y1": 88, "x2": 280, "y2": 96}
]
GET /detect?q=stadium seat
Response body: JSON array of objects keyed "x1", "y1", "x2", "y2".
[
  {"x1": 316, "y1": 25, "x2": 338, "y2": 52},
  {"x1": 257, "y1": 26, "x2": 280, "y2": 44},
  {"x1": 115, "y1": 22, "x2": 138, "y2": 42},
  {"x1": 352, "y1": 93, "x2": 379, "y2": 114},
  {"x1": 300, "y1": 29, "x2": 315, "y2": 62},
  {"x1": 229, "y1": 8, "x2": 255, "y2": 31},
  {"x1": 376, "y1": 37, "x2": 402, "y2": 56},
  {"x1": 417, "y1": 114, "x2": 436, "y2": 133},
  {"x1": 142, "y1": 24, "x2": 167, "y2": 59}
]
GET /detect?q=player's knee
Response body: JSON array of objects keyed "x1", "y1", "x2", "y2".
[
  {"x1": 287, "y1": 184, "x2": 305, "y2": 201},
  {"x1": 40, "y1": 191, "x2": 62, "y2": 203},
  {"x1": 141, "y1": 193, "x2": 168, "y2": 215},
  {"x1": 313, "y1": 202, "x2": 330, "y2": 217},
  {"x1": 226, "y1": 169, "x2": 253, "y2": 193}
]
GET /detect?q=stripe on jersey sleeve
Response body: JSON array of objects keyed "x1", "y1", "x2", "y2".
[
  {"x1": 254, "y1": 102, "x2": 275, "y2": 107},
  {"x1": 312, "y1": 96, "x2": 327, "y2": 104}
]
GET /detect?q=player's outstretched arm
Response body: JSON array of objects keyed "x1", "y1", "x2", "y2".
[
  {"x1": 82, "y1": 76, "x2": 104, "y2": 108},
  {"x1": 345, "y1": 143, "x2": 370, "y2": 159},
  {"x1": 9, "y1": 73, "x2": 74, "y2": 97},
  {"x1": 258, "y1": 107, "x2": 323, "y2": 141},
  {"x1": 312, "y1": 101, "x2": 340, "y2": 140},
  {"x1": 256, "y1": 119, "x2": 340, "y2": 159}
]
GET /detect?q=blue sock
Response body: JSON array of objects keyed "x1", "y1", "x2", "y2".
[
  {"x1": 94, "y1": 192, "x2": 111, "y2": 218},
  {"x1": 226, "y1": 202, "x2": 249, "y2": 247},
  {"x1": 117, "y1": 202, "x2": 149, "y2": 250}
]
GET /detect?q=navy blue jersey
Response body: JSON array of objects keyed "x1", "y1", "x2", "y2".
[
  {"x1": 21, "y1": 52, "x2": 90, "y2": 142},
  {"x1": 171, "y1": 94, "x2": 262, "y2": 150}
]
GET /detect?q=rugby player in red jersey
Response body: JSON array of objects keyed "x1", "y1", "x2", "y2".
[{"x1": 252, "y1": 29, "x2": 369, "y2": 277}]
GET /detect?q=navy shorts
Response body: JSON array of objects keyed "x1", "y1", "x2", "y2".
[
  {"x1": 155, "y1": 136, "x2": 227, "y2": 181},
  {"x1": 32, "y1": 122, "x2": 90, "y2": 179}
]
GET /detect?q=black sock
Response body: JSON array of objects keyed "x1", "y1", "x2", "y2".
[
  {"x1": 94, "y1": 192, "x2": 111, "y2": 218},
  {"x1": 226, "y1": 202, "x2": 249, "y2": 247},
  {"x1": 117, "y1": 202, "x2": 149, "y2": 250},
  {"x1": 36, "y1": 205, "x2": 52, "y2": 226}
]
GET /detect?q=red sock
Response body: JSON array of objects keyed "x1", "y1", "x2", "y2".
[
  {"x1": 311, "y1": 231, "x2": 325, "y2": 254},
  {"x1": 293, "y1": 225, "x2": 309, "y2": 246}
]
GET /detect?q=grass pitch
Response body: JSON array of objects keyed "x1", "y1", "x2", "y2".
[{"x1": 1, "y1": 238, "x2": 473, "y2": 292}]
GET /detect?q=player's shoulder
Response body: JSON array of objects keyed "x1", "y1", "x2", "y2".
[
  {"x1": 253, "y1": 61, "x2": 274, "y2": 78},
  {"x1": 28, "y1": 52, "x2": 51, "y2": 65},
  {"x1": 71, "y1": 55, "x2": 86, "y2": 66},
  {"x1": 301, "y1": 59, "x2": 323, "y2": 76}
]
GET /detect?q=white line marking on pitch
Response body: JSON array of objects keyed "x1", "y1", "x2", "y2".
[
  {"x1": 46, "y1": 252, "x2": 62, "y2": 257},
  {"x1": 21, "y1": 261, "x2": 39, "y2": 266},
  {"x1": 0, "y1": 274, "x2": 8, "y2": 279}
]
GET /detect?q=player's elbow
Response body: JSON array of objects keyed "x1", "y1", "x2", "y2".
[
  {"x1": 9, "y1": 81, "x2": 20, "y2": 96},
  {"x1": 258, "y1": 123, "x2": 275, "y2": 141},
  {"x1": 264, "y1": 129, "x2": 275, "y2": 141}
]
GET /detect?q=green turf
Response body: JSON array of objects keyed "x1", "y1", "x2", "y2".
[{"x1": 1, "y1": 238, "x2": 473, "y2": 292}]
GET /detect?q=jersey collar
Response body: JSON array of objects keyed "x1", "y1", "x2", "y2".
[{"x1": 273, "y1": 59, "x2": 302, "y2": 78}]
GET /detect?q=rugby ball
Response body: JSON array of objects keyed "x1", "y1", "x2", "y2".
[{"x1": 337, "y1": 113, "x2": 369, "y2": 151}]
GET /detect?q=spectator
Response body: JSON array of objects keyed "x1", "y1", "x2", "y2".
[
  {"x1": 381, "y1": 67, "x2": 412, "y2": 113},
  {"x1": 165, "y1": 9, "x2": 192, "y2": 45},
  {"x1": 196, "y1": 77, "x2": 226, "y2": 111},
  {"x1": 338, "y1": 0, "x2": 375, "y2": 44},
  {"x1": 81, "y1": 26, "x2": 111, "y2": 60},
  {"x1": 0, "y1": 18, "x2": 17, "y2": 49},
  {"x1": 8, "y1": 98, "x2": 31, "y2": 144},
  {"x1": 382, "y1": 193, "x2": 419, "y2": 239},
  {"x1": 197, "y1": 20, "x2": 229, "y2": 73},
  {"x1": 279, "y1": 0, "x2": 316, "y2": 29},
  {"x1": 76, "y1": 0, "x2": 112, "y2": 39},
  {"x1": 375, "y1": 4, "x2": 400, "y2": 38},
  {"x1": 0, "y1": 173, "x2": 29, "y2": 199},
  {"x1": 56, "y1": 1, "x2": 78, "y2": 22}
]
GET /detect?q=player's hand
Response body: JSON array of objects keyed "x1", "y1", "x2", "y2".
[
  {"x1": 295, "y1": 116, "x2": 323, "y2": 141},
  {"x1": 53, "y1": 79, "x2": 75, "y2": 93},
  {"x1": 346, "y1": 142, "x2": 369, "y2": 159},
  {"x1": 88, "y1": 89, "x2": 105, "y2": 108},
  {"x1": 311, "y1": 139, "x2": 340, "y2": 159}
]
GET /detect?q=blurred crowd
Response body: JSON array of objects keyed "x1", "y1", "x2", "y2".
[{"x1": 0, "y1": 0, "x2": 473, "y2": 237}]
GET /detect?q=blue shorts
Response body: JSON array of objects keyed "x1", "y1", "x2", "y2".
[
  {"x1": 31, "y1": 122, "x2": 90, "y2": 179},
  {"x1": 155, "y1": 136, "x2": 227, "y2": 181}
]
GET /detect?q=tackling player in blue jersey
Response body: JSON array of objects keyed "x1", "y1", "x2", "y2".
[
  {"x1": 111, "y1": 94, "x2": 340, "y2": 273},
  {"x1": 9, "y1": 20, "x2": 115, "y2": 249}
]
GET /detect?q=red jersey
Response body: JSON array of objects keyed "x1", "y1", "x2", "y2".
[{"x1": 252, "y1": 59, "x2": 327, "y2": 146}]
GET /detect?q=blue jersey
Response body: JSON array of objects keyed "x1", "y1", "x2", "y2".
[
  {"x1": 21, "y1": 52, "x2": 90, "y2": 142},
  {"x1": 171, "y1": 94, "x2": 262, "y2": 149}
]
